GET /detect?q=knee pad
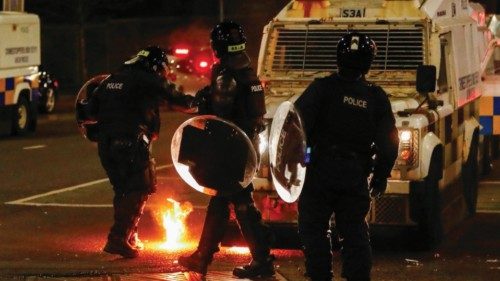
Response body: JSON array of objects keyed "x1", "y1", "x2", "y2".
[{"x1": 338, "y1": 224, "x2": 370, "y2": 249}]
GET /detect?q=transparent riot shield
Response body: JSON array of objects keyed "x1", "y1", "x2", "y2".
[
  {"x1": 75, "y1": 75, "x2": 109, "y2": 141},
  {"x1": 269, "y1": 101, "x2": 307, "y2": 203},
  {"x1": 171, "y1": 115, "x2": 258, "y2": 196}
]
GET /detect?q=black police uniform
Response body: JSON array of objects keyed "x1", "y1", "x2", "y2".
[
  {"x1": 88, "y1": 63, "x2": 190, "y2": 257},
  {"x1": 295, "y1": 73, "x2": 398, "y2": 281},
  {"x1": 179, "y1": 52, "x2": 273, "y2": 276}
]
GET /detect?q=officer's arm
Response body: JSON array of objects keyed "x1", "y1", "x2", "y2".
[
  {"x1": 245, "y1": 80, "x2": 266, "y2": 135},
  {"x1": 159, "y1": 79, "x2": 197, "y2": 112},
  {"x1": 373, "y1": 87, "x2": 399, "y2": 179},
  {"x1": 294, "y1": 81, "x2": 323, "y2": 139},
  {"x1": 192, "y1": 86, "x2": 211, "y2": 110}
]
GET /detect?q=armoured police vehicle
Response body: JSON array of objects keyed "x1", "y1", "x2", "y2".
[
  {"x1": 252, "y1": 0, "x2": 499, "y2": 246},
  {"x1": 0, "y1": 2, "x2": 40, "y2": 135}
]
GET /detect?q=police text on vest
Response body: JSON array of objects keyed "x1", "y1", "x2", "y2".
[
  {"x1": 343, "y1": 96, "x2": 367, "y2": 108},
  {"x1": 106, "y1": 83, "x2": 124, "y2": 90}
]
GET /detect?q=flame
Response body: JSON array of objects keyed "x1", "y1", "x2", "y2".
[
  {"x1": 160, "y1": 198, "x2": 194, "y2": 250},
  {"x1": 227, "y1": 246, "x2": 250, "y2": 255}
]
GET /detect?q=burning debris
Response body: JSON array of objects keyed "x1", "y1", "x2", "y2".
[
  {"x1": 227, "y1": 246, "x2": 250, "y2": 255},
  {"x1": 159, "y1": 198, "x2": 194, "y2": 251}
]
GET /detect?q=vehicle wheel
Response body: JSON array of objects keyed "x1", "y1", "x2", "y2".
[
  {"x1": 418, "y1": 150, "x2": 443, "y2": 248},
  {"x1": 12, "y1": 96, "x2": 31, "y2": 135},
  {"x1": 40, "y1": 87, "x2": 56, "y2": 113},
  {"x1": 462, "y1": 134, "x2": 479, "y2": 215}
]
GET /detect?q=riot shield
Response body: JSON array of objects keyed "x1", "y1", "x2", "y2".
[
  {"x1": 171, "y1": 115, "x2": 258, "y2": 196},
  {"x1": 269, "y1": 101, "x2": 307, "y2": 203},
  {"x1": 75, "y1": 75, "x2": 109, "y2": 142}
]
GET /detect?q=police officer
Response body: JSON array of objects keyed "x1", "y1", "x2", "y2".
[
  {"x1": 294, "y1": 32, "x2": 399, "y2": 281},
  {"x1": 177, "y1": 21, "x2": 275, "y2": 278},
  {"x1": 84, "y1": 46, "x2": 191, "y2": 258}
]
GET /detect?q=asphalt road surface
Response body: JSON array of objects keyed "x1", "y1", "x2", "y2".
[{"x1": 0, "y1": 96, "x2": 499, "y2": 281}]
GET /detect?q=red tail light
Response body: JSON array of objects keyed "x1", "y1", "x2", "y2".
[
  {"x1": 199, "y1": 61, "x2": 208, "y2": 68},
  {"x1": 194, "y1": 57, "x2": 212, "y2": 74}
]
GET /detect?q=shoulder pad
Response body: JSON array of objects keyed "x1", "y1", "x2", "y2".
[
  {"x1": 369, "y1": 83, "x2": 383, "y2": 92},
  {"x1": 230, "y1": 67, "x2": 257, "y2": 84},
  {"x1": 312, "y1": 75, "x2": 337, "y2": 86},
  {"x1": 314, "y1": 74, "x2": 334, "y2": 82},
  {"x1": 215, "y1": 73, "x2": 237, "y2": 93}
]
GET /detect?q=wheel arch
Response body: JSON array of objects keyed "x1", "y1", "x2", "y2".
[
  {"x1": 14, "y1": 82, "x2": 32, "y2": 104},
  {"x1": 420, "y1": 132, "x2": 443, "y2": 179},
  {"x1": 463, "y1": 118, "x2": 480, "y2": 163}
]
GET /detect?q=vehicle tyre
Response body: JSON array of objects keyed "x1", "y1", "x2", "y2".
[
  {"x1": 12, "y1": 96, "x2": 32, "y2": 135},
  {"x1": 39, "y1": 86, "x2": 56, "y2": 113},
  {"x1": 418, "y1": 149, "x2": 443, "y2": 248},
  {"x1": 462, "y1": 133, "x2": 479, "y2": 215}
]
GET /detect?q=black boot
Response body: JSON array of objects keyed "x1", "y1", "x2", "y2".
[
  {"x1": 178, "y1": 250, "x2": 213, "y2": 275},
  {"x1": 232, "y1": 255, "x2": 275, "y2": 278},
  {"x1": 103, "y1": 192, "x2": 148, "y2": 258},
  {"x1": 179, "y1": 197, "x2": 230, "y2": 275},
  {"x1": 233, "y1": 202, "x2": 275, "y2": 278},
  {"x1": 103, "y1": 236, "x2": 139, "y2": 258}
]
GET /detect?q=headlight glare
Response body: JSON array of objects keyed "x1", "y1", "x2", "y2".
[{"x1": 400, "y1": 130, "x2": 412, "y2": 142}]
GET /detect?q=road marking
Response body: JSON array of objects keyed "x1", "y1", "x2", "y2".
[
  {"x1": 479, "y1": 180, "x2": 500, "y2": 185},
  {"x1": 5, "y1": 164, "x2": 173, "y2": 207},
  {"x1": 9, "y1": 202, "x2": 113, "y2": 208},
  {"x1": 476, "y1": 209, "x2": 500, "y2": 214},
  {"x1": 22, "y1": 144, "x2": 47, "y2": 150},
  {"x1": 5, "y1": 178, "x2": 110, "y2": 205}
]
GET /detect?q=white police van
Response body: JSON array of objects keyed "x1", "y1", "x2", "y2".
[{"x1": 0, "y1": 2, "x2": 41, "y2": 135}]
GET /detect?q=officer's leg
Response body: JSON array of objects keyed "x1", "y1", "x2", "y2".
[
  {"x1": 232, "y1": 185, "x2": 275, "y2": 278},
  {"x1": 178, "y1": 196, "x2": 230, "y2": 275},
  {"x1": 335, "y1": 194, "x2": 371, "y2": 281},
  {"x1": 104, "y1": 190, "x2": 149, "y2": 258},
  {"x1": 127, "y1": 156, "x2": 156, "y2": 250},
  {"x1": 298, "y1": 181, "x2": 335, "y2": 281},
  {"x1": 101, "y1": 139, "x2": 152, "y2": 258}
]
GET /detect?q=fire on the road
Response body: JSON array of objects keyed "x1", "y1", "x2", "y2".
[
  {"x1": 159, "y1": 198, "x2": 194, "y2": 250},
  {"x1": 154, "y1": 197, "x2": 251, "y2": 255},
  {"x1": 227, "y1": 246, "x2": 250, "y2": 254}
]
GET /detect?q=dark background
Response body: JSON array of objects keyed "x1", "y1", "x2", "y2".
[
  {"x1": 23, "y1": 0, "x2": 289, "y2": 91},
  {"x1": 2, "y1": 0, "x2": 497, "y2": 91}
]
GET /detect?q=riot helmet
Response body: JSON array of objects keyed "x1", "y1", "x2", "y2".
[
  {"x1": 337, "y1": 32, "x2": 376, "y2": 74},
  {"x1": 210, "y1": 21, "x2": 247, "y2": 58},
  {"x1": 124, "y1": 46, "x2": 168, "y2": 76}
]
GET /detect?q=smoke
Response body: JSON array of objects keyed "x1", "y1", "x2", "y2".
[{"x1": 166, "y1": 20, "x2": 212, "y2": 48}]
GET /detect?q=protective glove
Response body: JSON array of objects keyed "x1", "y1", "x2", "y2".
[
  {"x1": 252, "y1": 117, "x2": 266, "y2": 135},
  {"x1": 192, "y1": 86, "x2": 210, "y2": 108},
  {"x1": 286, "y1": 162, "x2": 302, "y2": 188},
  {"x1": 369, "y1": 176, "x2": 387, "y2": 199}
]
